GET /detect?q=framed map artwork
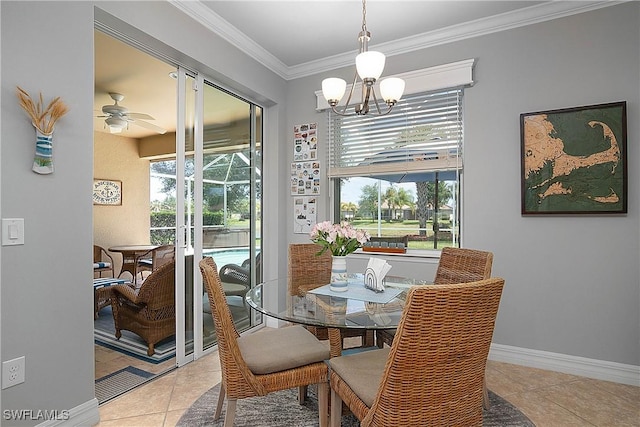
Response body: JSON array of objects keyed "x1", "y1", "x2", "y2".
[{"x1": 520, "y1": 101, "x2": 627, "y2": 215}]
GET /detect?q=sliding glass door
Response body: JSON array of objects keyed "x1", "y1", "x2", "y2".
[
  {"x1": 173, "y1": 71, "x2": 263, "y2": 364},
  {"x1": 197, "y1": 80, "x2": 262, "y2": 352}
]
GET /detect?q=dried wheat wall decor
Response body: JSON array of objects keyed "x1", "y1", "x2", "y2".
[{"x1": 16, "y1": 86, "x2": 69, "y2": 174}]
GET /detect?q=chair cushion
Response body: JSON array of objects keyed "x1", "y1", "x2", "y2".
[
  {"x1": 238, "y1": 325, "x2": 330, "y2": 375},
  {"x1": 93, "y1": 262, "x2": 111, "y2": 269},
  {"x1": 328, "y1": 347, "x2": 390, "y2": 407}
]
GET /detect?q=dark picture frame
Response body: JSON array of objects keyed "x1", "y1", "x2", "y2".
[
  {"x1": 93, "y1": 179, "x2": 122, "y2": 206},
  {"x1": 520, "y1": 101, "x2": 627, "y2": 215}
]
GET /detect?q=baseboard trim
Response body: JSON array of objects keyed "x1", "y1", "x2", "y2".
[
  {"x1": 36, "y1": 398, "x2": 99, "y2": 427},
  {"x1": 489, "y1": 343, "x2": 640, "y2": 386}
]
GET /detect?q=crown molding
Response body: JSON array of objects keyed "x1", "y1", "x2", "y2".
[
  {"x1": 167, "y1": 0, "x2": 290, "y2": 78},
  {"x1": 169, "y1": 1, "x2": 627, "y2": 81}
]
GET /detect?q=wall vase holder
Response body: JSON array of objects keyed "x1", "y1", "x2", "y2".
[
  {"x1": 32, "y1": 129, "x2": 54, "y2": 174},
  {"x1": 330, "y1": 256, "x2": 348, "y2": 292}
]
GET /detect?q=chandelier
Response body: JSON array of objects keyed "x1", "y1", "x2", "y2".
[{"x1": 322, "y1": 0, "x2": 405, "y2": 116}]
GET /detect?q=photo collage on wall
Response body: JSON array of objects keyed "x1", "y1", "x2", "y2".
[
  {"x1": 293, "y1": 122, "x2": 318, "y2": 161},
  {"x1": 290, "y1": 161, "x2": 321, "y2": 196},
  {"x1": 293, "y1": 196, "x2": 317, "y2": 234},
  {"x1": 291, "y1": 122, "x2": 320, "y2": 233}
]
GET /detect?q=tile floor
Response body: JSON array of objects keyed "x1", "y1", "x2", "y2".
[{"x1": 96, "y1": 345, "x2": 640, "y2": 427}]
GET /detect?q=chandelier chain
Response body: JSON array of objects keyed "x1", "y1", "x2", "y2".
[{"x1": 361, "y1": 0, "x2": 367, "y2": 33}]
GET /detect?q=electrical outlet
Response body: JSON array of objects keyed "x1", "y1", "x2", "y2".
[{"x1": 2, "y1": 356, "x2": 25, "y2": 389}]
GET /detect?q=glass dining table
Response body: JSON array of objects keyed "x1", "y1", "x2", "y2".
[{"x1": 245, "y1": 274, "x2": 427, "y2": 357}]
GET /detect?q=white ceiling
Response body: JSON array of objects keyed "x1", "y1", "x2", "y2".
[
  {"x1": 95, "y1": 0, "x2": 615, "y2": 138},
  {"x1": 196, "y1": 0, "x2": 545, "y2": 69}
]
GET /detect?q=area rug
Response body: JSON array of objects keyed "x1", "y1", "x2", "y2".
[
  {"x1": 177, "y1": 383, "x2": 536, "y2": 426},
  {"x1": 95, "y1": 366, "x2": 155, "y2": 404},
  {"x1": 94, "y1": 306, "x2": 176, "y2": 364},
  {"x1": 94, "y1": 302, "x2": 246, "y2": 364}
]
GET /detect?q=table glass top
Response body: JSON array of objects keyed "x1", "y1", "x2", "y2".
[{"x1": 245, "y1": 274, "x2": 429, "y2": 330}]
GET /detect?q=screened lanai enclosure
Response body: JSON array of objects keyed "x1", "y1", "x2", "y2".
[{"x1": 150, "y1": 151, "x2": 260, "y2": 251}]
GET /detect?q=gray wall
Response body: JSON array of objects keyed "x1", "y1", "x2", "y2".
[
  {"x1": 1, "y1": 1, "x2": 96, "y2": 420},
  {"x1": 286, "y1": 2, "x2": 639, "y2": 368},
  {"x1": 0, "y1": 0, "x2": 287, "y2": 423},
  {"x1": 0, "y1": 0, "x2": 638, "y2": 423}
]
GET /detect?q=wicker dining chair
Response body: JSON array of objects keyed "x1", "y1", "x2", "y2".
[
  {"x1": 288, "y1": 243, "x2": 373, "y2": 353},
  {"x1": 329, "y1": 277, "x2": 505, "y2": 427},
  {"x1": 110, "y1": 259, "x2": 176, "y2": 356},
  {"x1": 199, "y1": 257, "x2": 330, "y2": 427},
  {"x1": 93, "y1": 244, "x2": 114, "y2": 278},
  {"x1": 136, "y1": 244, "x2": 175, "y2": 281},
  {"x1": 375, "y1": 247, "x2": 494, "y2": 409},
  {"x1": 376, "y1": 247, "x2": 493, "y2": 348}
]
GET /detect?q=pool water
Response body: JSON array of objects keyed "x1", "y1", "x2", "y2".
[{"x1": 203, "y1": 248, "x2": 257, "y2": 268}]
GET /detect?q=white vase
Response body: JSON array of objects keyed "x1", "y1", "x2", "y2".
[{"x1": 330, "y1": 255, "x2": 348, "y2": 292}]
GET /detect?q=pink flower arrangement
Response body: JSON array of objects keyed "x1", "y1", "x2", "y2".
[{"x1": 310, "y1": 221, "x2": 370, "y2": 256}]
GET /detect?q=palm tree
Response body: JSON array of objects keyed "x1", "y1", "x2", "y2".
[
  {"x1": 340, "y1": 201, "x2": 358, "y2": 220},
  {"x1": 384, "y1": 185, "x2": 414, "y2": 221}
]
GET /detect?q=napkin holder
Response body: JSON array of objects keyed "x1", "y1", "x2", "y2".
[{"x1": 364, "y1": 267, "x2": 385, "y2": 293}]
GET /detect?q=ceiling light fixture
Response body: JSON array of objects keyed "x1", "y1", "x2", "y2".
[
  {"x1": 105, "y1": 116, "x2": 127, "y2": 134},
  {"x1": 322, "y1": 0, "x2": 405, "y2": 116}
]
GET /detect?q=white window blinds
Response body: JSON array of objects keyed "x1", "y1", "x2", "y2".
[{"x1": 328, "y1": 88, "x2": 463, "y2": 182}]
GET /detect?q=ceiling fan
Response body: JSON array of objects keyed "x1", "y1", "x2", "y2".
[{"x1": 97, "y1": 92, "x2": 167, "y2": 135}]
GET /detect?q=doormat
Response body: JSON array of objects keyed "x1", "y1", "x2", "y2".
[{"x1": 95, "y1": 366, "x2": 155, "y2": 404}]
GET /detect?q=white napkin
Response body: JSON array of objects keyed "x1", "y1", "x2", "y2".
[{"x1": 364, "y1": 258, "x2": 392, "y2": 292}]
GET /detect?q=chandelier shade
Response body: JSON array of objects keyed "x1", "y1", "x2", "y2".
[
  {"x1": 322, "y1": 78, "x2": 348, "y2": 104},
  {"x1": 355, "y1": 51, "x2": 385, "y2": 80},
  {"x1": 379, "y1": 77, "x2": 406, "y2": 104},
  {"x1": 321, "y1": 0, "x2": 404, "y2": 116}
]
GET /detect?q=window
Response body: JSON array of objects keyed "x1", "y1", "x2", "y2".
[{"x1": 328, "y1": 88, "x2": 463, "y2": 250}]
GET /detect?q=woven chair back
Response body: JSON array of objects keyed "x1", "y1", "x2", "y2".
[
  {"x1": 199, "y1": 257, "x2": 264, "y2": 398},
  {"x1": 151, "y1": 244, "x2": 175, "y2": 269},
  {"x1": 288, "y1": 243, "x2": 332, "y2": 295},
  {"x1": 434, "y1": 247, "x2": 493, "y2": 285},
  {"x1": 93, "y1": 245, "x2": 114, "y2": 277},
  {"x1": 93, "y1": 245, "x2": 104, "y2": 263},
  {"x1": 135, "y1": 259, "x2": 175, "y2": 311},
  {"x1": 364, "y1": 278, "x2": 505, "y2": 426}
]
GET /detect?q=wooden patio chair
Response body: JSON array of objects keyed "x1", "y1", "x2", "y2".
[
  {"x1": 199, "y1": 257, "x2": 330, "y2": 427},
  {"x1": 329, "y1": 277, "x2": 505, "y2": 427},
  {"x1": 110, "y1": 259, "x2": 176, "y2": 356},
  {"x1": 93, "y1": 244, "x2": 114, "y2": 278},
  {"x1": 288, "y1": 243, "x2": 374, "y2": 355}
]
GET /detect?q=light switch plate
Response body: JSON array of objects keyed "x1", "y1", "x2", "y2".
[{"x1": 2, "y1": 218, "x2": 25, "y2": 246}]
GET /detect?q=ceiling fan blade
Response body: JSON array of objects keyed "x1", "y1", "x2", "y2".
[
  {"x1": 132, "y1": 119, "x2": 167, "y2": 134},
  {"x1": 127, "y1": 112, "x2": 155, "y2": 120}
]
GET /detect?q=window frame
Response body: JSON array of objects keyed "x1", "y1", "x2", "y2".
[{"x1": 317, "y1": 59, "x2": 475, "y2": 255}]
